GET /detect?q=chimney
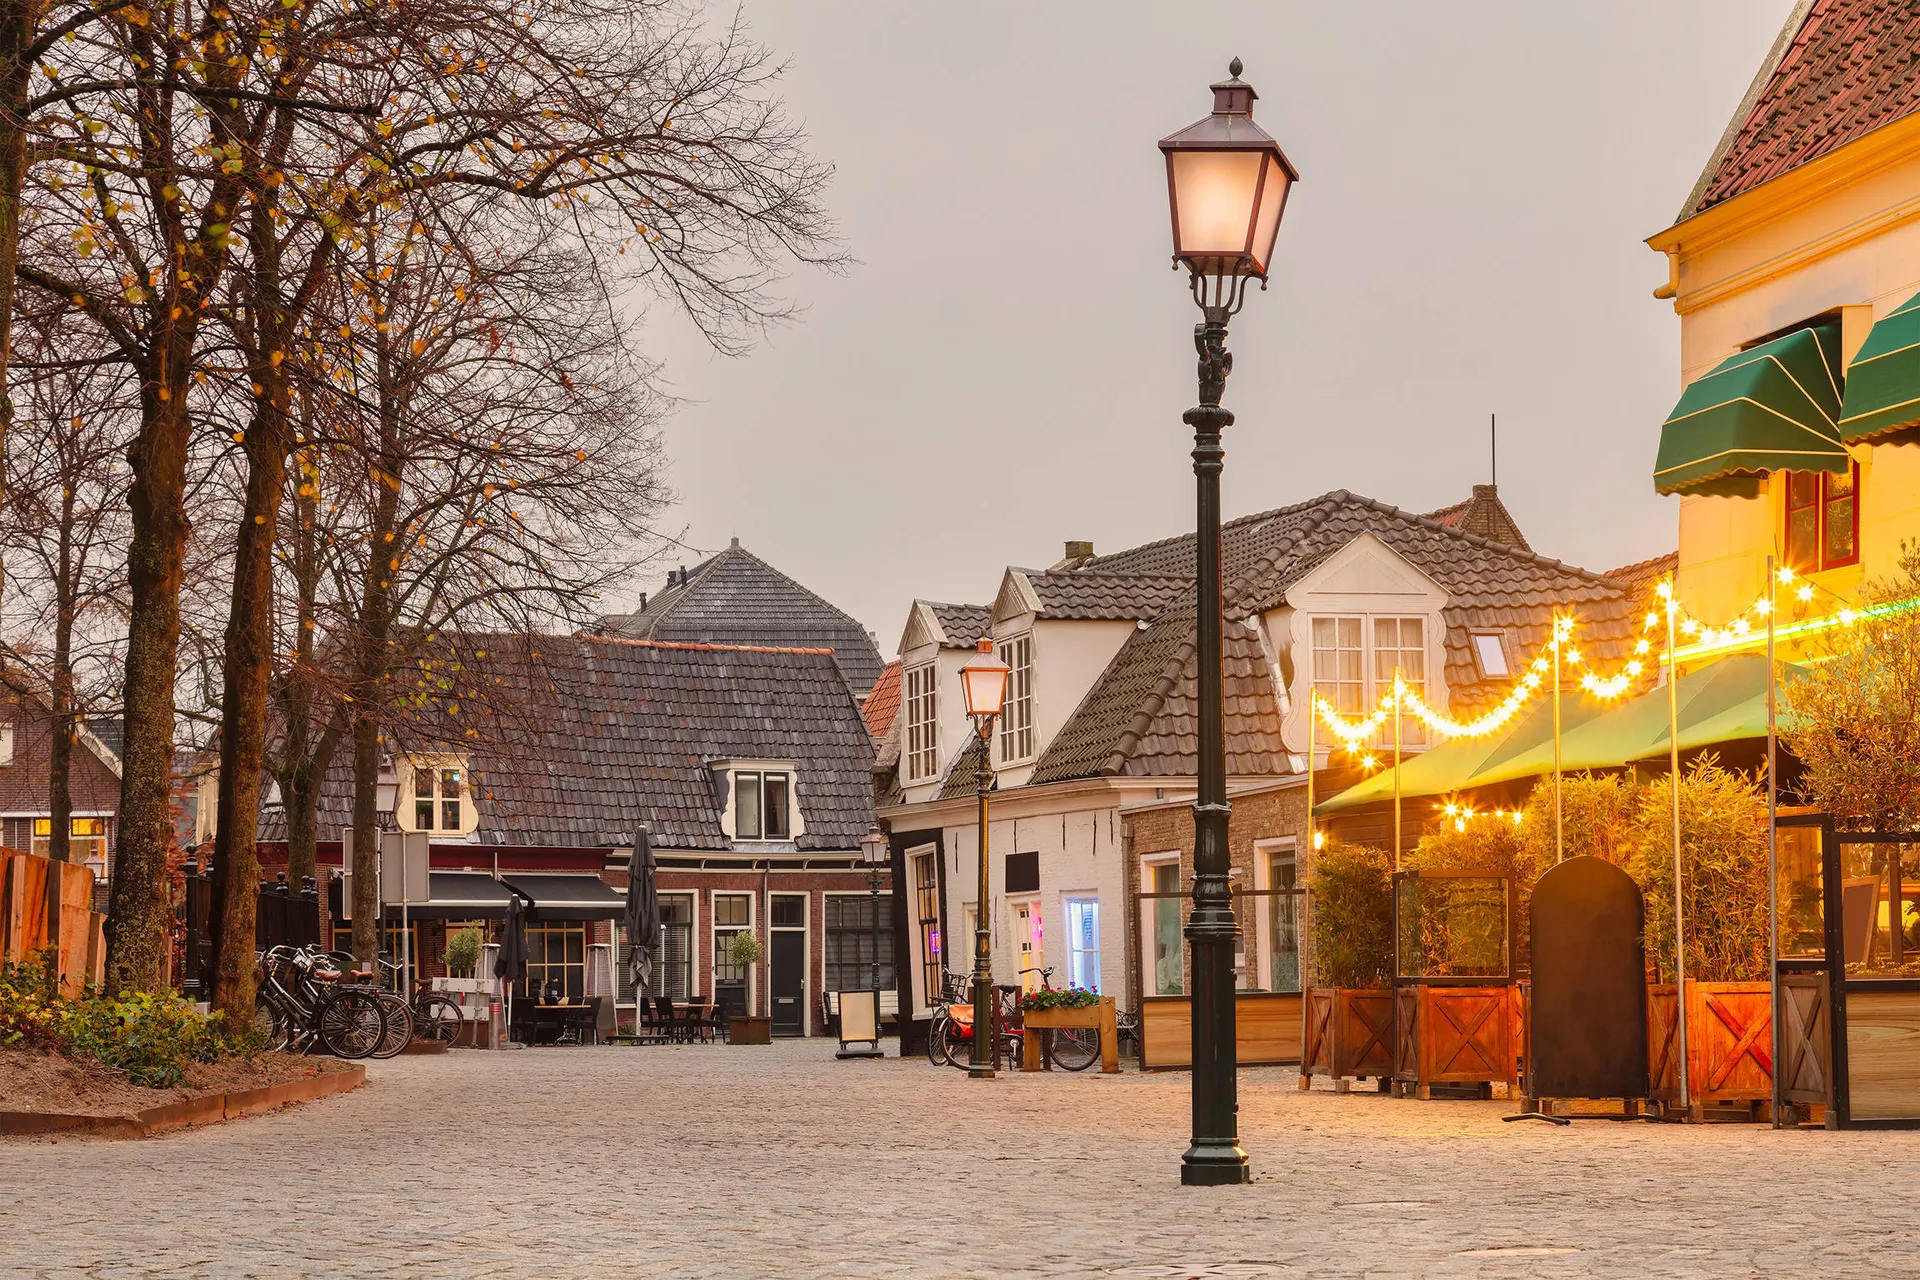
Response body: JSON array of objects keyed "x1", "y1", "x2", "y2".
[
  {"x1": 636, "y1": 592, "x2": 647, "y2": 611},
  {"x1": 1064, "y1": 540, "x2": 1094, "y2": 561},
  {"x1": 1471, "y1": 484, "x2": 1497, "y2": 500}
]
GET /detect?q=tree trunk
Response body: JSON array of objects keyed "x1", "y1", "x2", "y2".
[
  {"x1": 349, "y1": 713, "x2": 380, "y2": 965},
  {"x1": 207, "y1": 403, "x2": 290, "y2": 1024},
  {"x1": 104, "y1": 369, "x2": 195, "y2": 995},
  {"x1": 0, "y1": 0, "x2": 35, "y2": 611},
  {"x1": 42, "y1": 483, "x2": 76, "y2": 951}
]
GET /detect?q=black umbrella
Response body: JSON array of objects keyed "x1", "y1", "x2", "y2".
[
  {"x1": 495, "y1": 893, "x2": 529, "y2": 984},
  {"x1": 624, "y1": 828, "x2": 660, "y2": 992}
]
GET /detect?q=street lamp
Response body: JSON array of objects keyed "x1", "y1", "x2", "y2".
[
  {"x1": 958, "y1": 637, "x2": 1010, "y2": 1080},
  {"x1": 1158, "y1": 58, "x2": 1296, "y2": 1187}
]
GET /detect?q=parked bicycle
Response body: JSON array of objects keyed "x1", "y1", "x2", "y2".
[
  {"x1": 375, "y1": 957, "x2": 466, "y2": 1044},
  {"x1": 254, "y1": 945, "x2": 391, "y2": 1059},
  {"x1": 1014, "y1": 967, "x2": 1102, "y2": 1073},
  {"x1": 927, "y1": 967, "x2": 1101, "y2": 1072}
]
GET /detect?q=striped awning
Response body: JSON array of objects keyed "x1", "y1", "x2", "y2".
[
  {"x1": 1654, "y1": 323, "x2": 1849, "y2": 498},
  {"x1": 1840, "y1": 290, "x2": 1920, "y2": 443}
]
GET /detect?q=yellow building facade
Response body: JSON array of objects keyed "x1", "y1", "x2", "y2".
[{"x1": 1651, "y1": 26, "x2": 1920, "y2": 629}]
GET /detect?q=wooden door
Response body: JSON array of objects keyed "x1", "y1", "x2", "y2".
[{"x1": 769, "y1": 930, "x2": 805, "y2": 1037}]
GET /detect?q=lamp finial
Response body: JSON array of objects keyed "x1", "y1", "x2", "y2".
[{"x1": 1228, "y1": 57, "x2": 1243, "y2": 79}]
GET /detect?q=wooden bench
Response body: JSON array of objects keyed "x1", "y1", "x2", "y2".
[{"x1": 824, "y1": 989, "x2": 898, "y2": 1033}]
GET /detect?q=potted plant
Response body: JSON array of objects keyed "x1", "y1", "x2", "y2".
[
  {"x1": 725, "y1": 931, "x2": 772, "y2": 1045},
  {"x1": 1301, "y1": 839, "x2": 1395, "y2": 1090},
  {"x1": 444, "y1": 925, "x2": 482, "y2": 979}
]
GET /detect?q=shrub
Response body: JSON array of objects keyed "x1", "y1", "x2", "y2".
[
  {"x1": 1630, "y1": 756, "x2": 1770, "y2": 983},
  {"x1": 445, "y1": 925, "x2": 482, "y2": 977},
  {"x1": 1307, "y1": 840, "x2": 1393, "y2": 989},
  {"x1": 1520, "y1": 773, "x2": 1643, "y2": 869},
  {"x1": 1020, "y1": 987, "x2": 1100, "y2": 1012},
  {"x1": 1402, "y1": 819, "x2": 1535, "y2": 978},
  {"x1": 0, "y1": 954, "x2": 255, "y2": 1088}
]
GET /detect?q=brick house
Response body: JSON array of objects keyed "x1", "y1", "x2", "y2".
[
  {"x1": 259, "y1": 635, "x2": 883, "y2": 1038},
  {"x1": 877, "y1": 487, "x2": 1643, "y2": 1050},
  {"x1": 0, "y1": 675, "x2": 122, "y2": 897}
]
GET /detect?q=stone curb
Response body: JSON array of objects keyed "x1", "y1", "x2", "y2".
[{"x1": 0, "y1": 1064, "x2": 366, "y2": 1139}]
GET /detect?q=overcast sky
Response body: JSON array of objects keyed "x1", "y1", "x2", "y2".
[{"x1": 632, "y1": 1, "x2": 1794, "y2": 656}]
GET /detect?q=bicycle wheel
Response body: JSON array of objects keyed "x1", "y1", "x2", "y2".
[
  {"x1": 930, "y1": 1013, "x2": 969, "y2": 1069},
  {"x1": 317, "y1": 990, "x2": 387, "y2": 1059},
  {"x1": 369, "y1": 992, "x2": 414, "y2": 1058},
  {"x1": 414, "y1": 993, "x2": 464, "y2": 1044},
  {"x1": 252, "y1": 994, "x2": 287, "y2": 1051},
  {"x1": 1046, "y1": 1026, "x2": 1102, "y2": 1072}
]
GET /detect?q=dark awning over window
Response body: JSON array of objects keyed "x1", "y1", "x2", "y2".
[
  {"x1": 386, "y1": 871, "x2": 520, "y2": 921},
  {"x1": 1654, "y1": 323, "x2": 1849, "y2": 497},
  {"x1": 1841, "y1": 290, "x2": 1920, "y2": 444},
  {"x1": 501, "y1": 873, "x2": 625, "y2": 922}
]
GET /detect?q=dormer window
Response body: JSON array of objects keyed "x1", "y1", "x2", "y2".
[
  {"x1": 904, "y1": 663, "x2": 937, "y2": 781},
  {"x1": 996, "y1": 634, "x2": 1034, "y2": 765},
  {"x1": 403, "y1": 757, "x2": 476, "y2": 835},
  {"x1": 735, "y1": 770, "x2": 792, "y2": 840}
]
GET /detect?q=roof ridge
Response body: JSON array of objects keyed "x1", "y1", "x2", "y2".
[
  {"x1": 1078, "y1": 492, "x2": 1336, "y2": 570},
  {"x1": 1335, "y1": 491, "x2": 1618, "y2": 584},
  {"x1": 578, "y1": 634, "x2": 838, "y2": 657}
]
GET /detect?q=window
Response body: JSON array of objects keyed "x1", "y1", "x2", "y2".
[
  {"x1": 904, "y1": 664, "x2": 937, "y2": 781},
  {"x1": 524, "y1": 922, "x2": 585, "y2": 1000},
  {"x1": 32, "y1": 817, "x2": 107, "y2": 872},
  {"x1": 1374, "y1": 617, "x2": 1427, "y2": 747},
  {"x1": 439, "y1": 768, "x2": 462, "y2": 832},
  {"x1": 1311, "y1": 617, "x2": 1364, "y2": 715},
  {"x1": 1266, "y1": 848, "x2": 1301, "y2": 994},
  {"x1": 825, "y1": 894, "x2": 896, "y2": 991},
  {"x1": 1146, "y1": 858, "x2": 1184, "y2": 996},
  {"x1": 713, "y1": 893, "x2": 752, "y2": 985},
  {"x1": 414, "y1": 765, "x2": 435, "y2": 830},
  {"x1": 912, "y1": 848, "x2": 942, "y2": 1001},
  {"x1": 733, "y1": 771, "x2": 792, "y2": 840},
  {"x1": 1471, "y1": 632, "x2": 1510, "y2": 679},
  {"x1": 409, "y1": 762, "x2": 468, "y2": 833},
  {"x1": 1786, "y1": 463, "x2": 1860, "y2": 573},
  {"x1": 1065, "y1": 897, "x2": 1100, "y2": 993},
  {"x1": 996, "y1": 634, "x2": 1035, "y2": 764},
  {"x1": 617, "y1": 894, "x2": 693, "y2": 1002}
]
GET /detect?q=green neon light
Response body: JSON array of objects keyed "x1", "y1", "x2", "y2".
[{"x1": 1668, "y1": 593, "x2": 1920, "y2": 663}]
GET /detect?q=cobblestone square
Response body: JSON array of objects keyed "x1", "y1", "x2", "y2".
[{"x1": 6, "y1": 1039, "x2": 1920, "y2": 1277}]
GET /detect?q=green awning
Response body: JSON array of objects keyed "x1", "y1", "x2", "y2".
[
  {"x1": 1840, "y1": 291, "x2": 1920, "y2": 443},
  {"x1": 1314, "y1": 654, "x2": 1805, "y2": 813},
  {"x1": 1314, "y1": 695, "x2": 1607, "y2": 815},
  {"x1": 1654, "y1": 324, "x2": 1849, "y2": 498}
]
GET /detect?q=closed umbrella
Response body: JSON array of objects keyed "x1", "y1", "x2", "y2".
[
  {"x1": 624, "y1": 828, "x2": 660, "y2": 992},
  {"x1": 495, "y1": 893, "x2": 528, "y2": 1045}
]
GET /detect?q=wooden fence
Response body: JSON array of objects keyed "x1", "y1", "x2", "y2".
[{"x1": 0, "y1": 849, "x2": 106, "y2": 995}]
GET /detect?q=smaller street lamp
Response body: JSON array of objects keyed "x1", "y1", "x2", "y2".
[
  {"x1": 959, "y1": 637, "x2": 1011, "y2": 1079},
  {"x1": 838, "y1": 824, "x2": 890, "y2": 1060}
]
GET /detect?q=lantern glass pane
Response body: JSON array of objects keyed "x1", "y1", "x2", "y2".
[
  {"x1": 1248, "y1": 154, "x2": 1289, "y2": 274},
  {"x1": 1170, "y1": 150, "x2": 1262, "y2": 258},
  {"x1": 961, "y1": 664, "x2": 1009, "y2": 719}
]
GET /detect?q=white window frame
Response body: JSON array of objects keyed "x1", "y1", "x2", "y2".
[
  {"x1": 618, "y1": 892, "x2": 698, "y2": 1005},
  {"x1": 1063, "y1": 894, "x2": 1101, "y2": 994},
  {"x1": 1140, "y1": 851, "x2": 1184, "y2": 998},
  {"x1": 1310, "y1": 615, "x2": 1366, "y2": 718},
  {"x1": 401, "y1": 755, "x2": 475, "y2": 836},
  {"x1": 733, "y1": 769, "x2": 793, "y2": 841},
  {"x1": 996, "y1": 633, "x2": 1035, "y2": 766},
  {"x1": 712, "y1": 891, "x2": 756, "y2": 1014},
  {"x1": 1374, "y1": 616, "x2": 1429, "y2": 749},
  {"x1": 908, "y1": 844, "x2": 941, "y2": 1013},
  {"x1": 1470, "y1": 630, "x2": 1511, "y2": 680},
  {"x1": 1252, "y1": 838, "x2": 1301, "y2": 995},
  {"x1": 904, "y1": 663, "x2": 938, "y2": 782}
]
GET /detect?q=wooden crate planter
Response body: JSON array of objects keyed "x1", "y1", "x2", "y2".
[
  {"x1": 1649, "y1": 980, "x2": 1773, "y2": 1107},
  {"x1": 1, "y1": 851, "x2": 104, "y2": 996},
  {"x1": 1777, "y1": 972, "x2": 1831, "y2": 1112},
  {"x1": 1020, "y1": 998, "x2": 1120, "y2": 1073},
  {"x1": 1142, "y1": 991, "x2": 1302, "y2": 1070},
  {"x1": 1391, "y1": 985, "x2": 1516, "y2": 1096},
  {"x1": 727, "y1": 1014, "x2": 772, "y2": 1045},
  {"x1": 1298, "y1": 988, "x2": 1392, "y2": 1086}
]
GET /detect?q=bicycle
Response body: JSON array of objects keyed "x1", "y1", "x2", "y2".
[
  {"x1": 1015, "y1": 966, "x2": 1102, "y2": 1073},
  {"x1": 376, "y1": 957, "x2": 466, "y2": 1044},
  {"x1": 254, "y1": 946, "x2": 390, "y2": 1059},
  {"x1": 323, "y1": 951, "x2": 414, "y2": 1059},
  {"x1": 927, "y1": 971, "x2": 1023, "y2": 1071}
]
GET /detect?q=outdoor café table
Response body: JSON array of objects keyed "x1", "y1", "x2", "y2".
[{"x1": 534, "y1": 1001, "x2": 600, "y2": 1045}]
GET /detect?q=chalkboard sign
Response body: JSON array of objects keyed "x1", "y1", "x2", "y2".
[{"x1": 1529, "y1": 856, "x2": 1649, "y2": 1101}]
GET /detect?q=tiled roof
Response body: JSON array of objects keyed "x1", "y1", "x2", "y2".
[
  {"x1": 937, "y1": 732, "x2": 992, "y2": 801},
  {"x1": 863, "y1": 660, "x2": 901, "y2": 741},
  {"x1": 1023, "y1": 571, "x2": 1191, "y2": 621},
  {"x1": 1028, "y1": 490, "x2": 1637, "y2": 783},
  {"x1": 1604, "y1": 551, "x2": 1679, "y2": 603},
  {"x1": 1683, "y1": 0, "x2": 1920, "y2": 219},
  {"x1": 927, "y1": 602, "x2": 991, "y2": 649},
  {"x1": 595, "y1": 541, "x2": 883, "y2": 694},
  {"x1": 305, "y1": 636, "x2": 875, "y2": 851},
  {"x1": 1423, "y1": 485, "x2": 1529, "y2": 551}
]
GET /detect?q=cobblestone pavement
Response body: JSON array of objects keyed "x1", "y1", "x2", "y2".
[{"x1": 6, "y1": 1039, "x2": 1920, "y2": 1278}]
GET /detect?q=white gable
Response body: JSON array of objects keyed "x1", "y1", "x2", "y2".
[{"x1": 1284, "y1": 531, "x2": 1448, "y2": 612}]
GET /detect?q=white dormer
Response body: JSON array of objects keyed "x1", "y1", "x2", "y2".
[
  {"x1": 1269, "y1": 532, "x2": 1451, "y2": 764},
  {"x1": 986, "y1": 568, "x2": 1139, "y2": 788},
  {"x1": 400, "y1": 754, "x2": 480, "y2": 838},
  {"x1": 711, "y1": 759, "x2": 806, "y2": 842}
]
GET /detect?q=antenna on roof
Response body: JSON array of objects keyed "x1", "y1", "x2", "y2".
[{"x1": 1490, "y1": 412, "x2": 1497, "y2": 488}]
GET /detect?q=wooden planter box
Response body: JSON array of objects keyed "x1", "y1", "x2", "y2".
[
  {"x1": 1390, "y1": 985, "x2": 1517, "y2": 1096},
  {"x1": 1650, "y1": 980, "x2": 1772, "y2": 1107},
  {"x1": 1300, "y1": 988, "x2": 1392, "y2": 1086},
  {"x1": 1021, "y1": 998, "x2": 1120, "y2": 1073},
  {"x1": 1140, "y1": 992, "x2": 1301, "y2": 1071},
  {"x1": 728, "y1": 1015, "x2": 772, "y2": 1046}
]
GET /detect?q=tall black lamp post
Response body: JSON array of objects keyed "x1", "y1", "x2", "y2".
[
  {"x1": 1158, "y1": 58, "x2": 1297, "y2": 1187},
  {"x1": 958, "y1": 637, "x2": 1011, "y2": 1080}
]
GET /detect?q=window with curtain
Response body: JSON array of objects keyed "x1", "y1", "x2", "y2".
[
  {"x1": 913, "y1": 849, "x2": 942, "y2": 1001},
  {"x1": 1148, "y1": 860, "x2": 1183, "y2": 996},
  {"x1": 1065, "y1": 897, "x2": 1100, "y2": 993},
  {"x1": 1374, "y1": 617, "x2": 1427, "y2": 747},
  {"x1": 1311, "y1": 616, "x2": 1364, "y2": 717},
  {"x1": 904, "y1": 664, "x2": 938, "y2": 781},
  {"x1": 1266, "y1": 849, "x2": 1301, "y2": 994},
  {"x1": 1786, "y1": 463, "x2": 1860, "y2": 574},
  {"x1": 616, "y1": 894, "x2": 692, "y2": 1002}
]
